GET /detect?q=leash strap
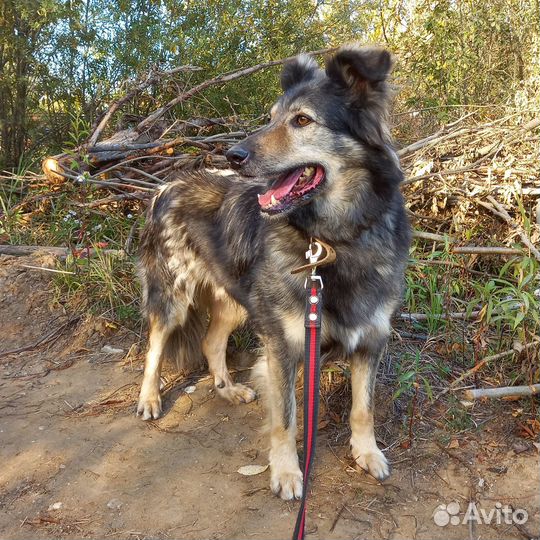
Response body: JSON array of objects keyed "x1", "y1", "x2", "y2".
[{"x1": 292, "y1": 274, "x2": 323, "y2": 540}]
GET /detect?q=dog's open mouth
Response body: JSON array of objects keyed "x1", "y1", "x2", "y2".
[{"x1": 257, "y1": 165, "x2": 325, "y2": 214}]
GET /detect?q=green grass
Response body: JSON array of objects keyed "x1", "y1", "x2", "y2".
[
  {"x1": 54, "y1": 249, "x2": 141, "y2": 324},
  {"x1": 405, "y1": 240, "x2": 539, "y2": 356},
  {"x1": 1, "y1": 173, "x2": 144, "y2": 325}
]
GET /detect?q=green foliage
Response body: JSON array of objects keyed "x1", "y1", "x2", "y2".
[
  {"x1": 2, "y1": 0, "x2": 539, "y2": 167},
  {"x1": 396, "y1": 0, "x2": 540, "y2": 111},
  {"x1": 393, "y1": 350, "x2": 434, "y2": 400},
  {"x1": 469, "y1": 256, "x2": 539, "y2": 336},
  {"x1": 55, "y1": 249, "x2": 140, "y2": 323},
  {"x1": 406, "y1": 239, "x2": 539, "y2": 352}
]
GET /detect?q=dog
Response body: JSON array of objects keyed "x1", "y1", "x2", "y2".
[{"x1": 136, "y1": 44, "x2": 411, "y2": 500}]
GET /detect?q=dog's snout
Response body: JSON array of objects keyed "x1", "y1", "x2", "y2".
[{"x1": 226, "y1": 147, "x2": 250, "y2": 169}]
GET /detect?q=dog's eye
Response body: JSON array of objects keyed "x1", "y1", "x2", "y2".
[{"x1": 294, "y1": 115, "x2": 313, "y2": 127}]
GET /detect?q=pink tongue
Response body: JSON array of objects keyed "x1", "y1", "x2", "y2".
[{"x1": 258, "y1": 168, "x2": 304, "y2": 207}]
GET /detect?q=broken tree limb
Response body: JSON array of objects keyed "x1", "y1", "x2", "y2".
[
  {"x1": 398, "y1": 127, "x2": 471, "y2": 157},
  {"x1": 400, "y1": 310, "x2": 481, "y2": 321},
  {"x1": 0, "y1": 245, "x2": 126, "y2": 259},
  {"x1": 88, "y1": 64, "x2": 202, "y2": 147},
  {"x1": 463, "y1": 384, "x2": 540, "y2": 400},
  {"x1": 452, "y1": 246, "x2": 523, "y2": 255},
  {"x1": 401, "y1": 116, "x2": 540, "y2": 187},
  {"x1": 413, "y1": 230, "x2": 456, "y2": 243}
]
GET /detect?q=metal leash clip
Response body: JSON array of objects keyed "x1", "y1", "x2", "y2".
[
  {"x1": 291, "y1": 237, "x2": 336, "y2": 278},
  {"x1": 304, "y1": 240, "x2": 324, "y2": 289}
]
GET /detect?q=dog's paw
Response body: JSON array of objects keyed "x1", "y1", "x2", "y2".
[
  {"x1": 136, "y1": 389, "x2": 162, "y2": 420},
  {"x1": 270, "y1": 468, "x2": 303, "y2": 500},
  {"x1": 217, "y1": 383, "x2": 256, "y2": 404},
  {"x1": 351, "y1": 445, "x2": 390, "y2": 481}
]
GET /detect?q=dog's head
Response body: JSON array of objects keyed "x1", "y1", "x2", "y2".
[{"x1": 226, "y1": 44, "x2": 400, "y2": 216}]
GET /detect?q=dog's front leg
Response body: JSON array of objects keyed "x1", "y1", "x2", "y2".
[
  {"x1": 349, "y1": 346, "x2": 390, "y2": 480},
  {"x1": 261, "y1": 345, "x2": 303, "y2": 500}
]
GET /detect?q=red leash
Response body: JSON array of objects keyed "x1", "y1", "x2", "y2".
[{"x1": 292, "y1": 241, "x2": 328, "y2": 540}]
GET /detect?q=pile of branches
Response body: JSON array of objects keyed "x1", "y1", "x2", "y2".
[
  {"x1": 399, "y1": 113, "x2": 540, "y2": 262},
  {"x1": 34, "y1": 51, "x2": 540, "y2": 264},
  {"x1": 41, "y1": 49, "x2": 332, "y2": 198}
]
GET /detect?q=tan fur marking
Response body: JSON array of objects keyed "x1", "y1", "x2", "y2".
[
  {"x1": 258, "y1": 124, "x2": 291, "y2": 155},
  {"x1": 202, "y1": 290, "x2": 255, "y2": 404},
  {"x1": 137, "y1": 315, "x2": 171, "y2": 420},
  {"x1": 349, "y1": 357, "x2": 389, "y2": 480},
  {"x1": 262, "y1": 352, "x2": 303, "y2": 500}
]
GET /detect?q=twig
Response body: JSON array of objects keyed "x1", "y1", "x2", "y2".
[
  {"x1": 74, "y1": 193, "x2": 148, "y2": 208},
  {"x1": 19, "y1": 264, "x2": 76, "y2": 275},
  {"x1": 434, "y1": 341, "x2": 539, "y2": 400},
  {"x1": 413, "y1": 230, "x2": 456, "y2": 243},
  {"x1": 88, "y1": 65, "x2": 202, "y2": 146},
  {"x1": 400, "y1": 310, "x2": 481, "y2": 321},
  {"x1": 398, "y1": 127, "x2": 471, "y2": 157},
  {"x1": 0, "y1": 317, "x2": 80, "y2": 359},
  {"x1": 463, "y1": 384, "x2": 540, "y2": 400},
  {"x1": 0, "y1": 244, "x2": 126, "y2": 259},
  {"x1": 136, "y1": 47, "x2": 335, "y2": 133},
  {"x1": 452, "y1": 246, "x2": 523, "y2": 255}
]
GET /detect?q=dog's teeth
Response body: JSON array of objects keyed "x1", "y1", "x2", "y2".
[
  {"x1": 271, "y1": 195, "x2": 278, "y2": 206},
  {"x1": 257, "y1": 194, "x2": 261, "y2": 201},
  {"x1": 304, "y1": 166, "x2": 314, "y2": 176}
]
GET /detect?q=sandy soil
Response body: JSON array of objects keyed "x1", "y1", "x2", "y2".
[{"x1": 0, "y1": 253, "x2": 538, "y2": 540}]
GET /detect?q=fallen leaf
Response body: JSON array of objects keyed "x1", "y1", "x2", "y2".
[
  {"x1": 237, "y1": 464, "x2": 269, "y2": 476},
  {"x1": 317, "y1": 419, "x2": 329, "y2": 430}
]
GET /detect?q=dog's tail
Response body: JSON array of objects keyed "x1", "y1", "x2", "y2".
[{"x1": 162, "y1": 303, "x2": 207, "y2": 373}]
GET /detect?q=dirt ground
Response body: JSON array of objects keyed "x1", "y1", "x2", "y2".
[{"x1": 0, "y1": 253, "x2": 538, "y2": 540}]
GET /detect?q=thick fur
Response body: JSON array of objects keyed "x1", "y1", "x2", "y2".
[{"x1": 136, "y1": 44, "x2": 411, "y2": 499}]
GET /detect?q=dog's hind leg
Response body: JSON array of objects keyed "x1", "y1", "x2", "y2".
[
  {"x1": 202, "y1": 289, "x2": 256, "y2": 404},
  {"x1": 137, "y1": 315, "x2": 174, "y2": 420},
  {"x1": 349, "y1": 346, "x2": 390, "y2": 480},
  {"x1": 258, "y1": 345, "x2": 303, "y2": 500}
]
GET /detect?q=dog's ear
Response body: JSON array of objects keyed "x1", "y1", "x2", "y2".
[
  {"x1": 326, "y1": 46, "x2": 393, "y2": 147},
  {"x1": 325, "y1": 46, "x2": 392, "y2": 100},
  {"x1": 281, "y1": 54, "x2": 319, "y2": 92}
]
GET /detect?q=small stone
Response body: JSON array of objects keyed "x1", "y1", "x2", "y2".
[
  {"x1": 48, "y1": 502, "x2": 63, "y2": 511},
  {"x1": 184, "y1": 385, "x2": 196, "y2": 394},
  {"x1": 107, "y1": 498, "x2": 123, "y2": 510}
]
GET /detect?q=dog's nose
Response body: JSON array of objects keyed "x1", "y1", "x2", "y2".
[{"x1": 226, "y1": 147, "x2": 250, "y2": 169}]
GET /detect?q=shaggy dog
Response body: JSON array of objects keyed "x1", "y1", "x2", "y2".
[{"x1": 136, "y1": 44, "x2": 411, "y2": 500}]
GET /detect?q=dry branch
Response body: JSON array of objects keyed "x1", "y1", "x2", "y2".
[
  {"x1": 88, "y1": 64, "x2": 202, "y2": 147},
  {"x1": 400, "y1": 310, "x2": 481, "y2": 321},
  {"x1": 463, "y1": 384, "x2": 540, "y2": 400},
  {"x1": 452, "y1": 246, "x2": 523, "y2": 255},
  {"x1": 434, "y1": 341, "x2": 540, "y2": 400},
  {"x1": 0, "y1": 245, "x2": 125, "y2": 259},
  {"x1": 41, "y1": 48, "x2": 334, "y2": 191},
  {"x1": 135, "y1": 47, "x2": 334, "y2": 134}
]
